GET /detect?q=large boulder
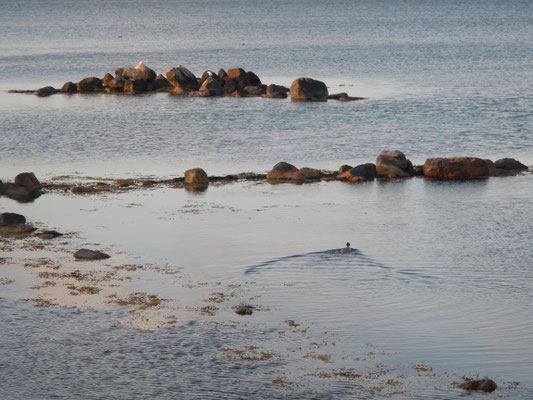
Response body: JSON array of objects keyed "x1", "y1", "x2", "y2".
[
  {"x1": 376, "y1": 150, "x2": 414, "y2": 178},
  {"x1": 184, "y1": 168, "x2": 209, "y2": 185},
  {"x1": 35, "y1": 86, "x2": 57, "y2": 97},
  {"x1": 494, "y1": 158, "x2": 528, "y2": 170},
  {"x1": 423, "y1": 157, "x2": 491, "y2": 179},
  {"x1": 266, "y1": 162, "x2": 304, "y2": 181},
  {"x1": 0, "y1": 213, "x2": 26, "y2": 226},
  {"x1": 60, "y1": 81, "x2": 77, "y2": 93},
  {"x1": 262, "y1": 84, "x2": 288, "y2": 99},
  {"x1": 77, "y1": 77, "x2": 103, "y2": 92},
  {"x1": 224, "y1": 68, "x2": 260, "y2": 92},
  {"x1": 337, "y1": 163, "x2": 376, "y2": 182},
  {"x1": 120, "y1": 62, "x2": 156, "y2": 82},
  {"x1": 14, "y1": 172, "x2": 41, "y2": 190},
  {"x1": 74, "y1": 249, "x2": 110, "y2": 260},
  {"x1": 166, "y1": 65, "x2": 199, "y2": 91},
  {"x1": 290, "y1": 78, "x2": 328, "y2": 101}
]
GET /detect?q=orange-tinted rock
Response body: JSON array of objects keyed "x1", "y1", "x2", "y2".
[
  {"x1": 423, "y1": 157, "x2": 491, "y2": 179},
  {"x1": 77, "y1": 77, "x2": 103, "y2": 92},
  {"x1": 198, "y1": 76, "x2": 224, "y2": 96},
  {"x1": 121, "y1": 62, "x2": 156, "y2": 82},
  {"x1": 166, "y1": 65, "x2": 199, "y2": 91},
  {"x1": 102, "y1": 73, "x2": 113, "y2": 87},
  {"x1": 14, "y1": 172, "x2": 41, "y2": 190},
  {"x1": 184, "y1": 168, "x2": 209, "y2": 185},
  {"x1": 337, "y1": 163, "x2": 376, "y2": 182},
  {"x1": 266, "y1": 162, "x2": 304, "y2": 181},
  {"x1": 376, "y1": 150, "x2": 413, "y2": 178},
  {"x1": 290, "y1": 77, "x2": 328, "y2": 101},
  {"x1": 60, "y1": 81, "x2": 77, "y2": 93}
]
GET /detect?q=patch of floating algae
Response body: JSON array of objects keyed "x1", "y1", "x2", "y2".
[
  {"x1": 108, "y1": 292, "x2": 164, "y2": 310},
  {"x1": 219, "y1": 346, "x2": 279, "y2": 362}
]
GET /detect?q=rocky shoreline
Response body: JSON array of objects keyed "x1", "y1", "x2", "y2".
[{"x1": 9, "y1": 62, "x2": 364, "y2": 102}]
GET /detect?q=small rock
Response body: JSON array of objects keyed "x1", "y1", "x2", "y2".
[
  {"x1": 266, "y1": 162, "x2": 304, "y2": 181},
  {"x1": 38, "y1": 230, "x2": 63, "y2": 239},
  {"x1": 376, "y1": 150, "x2": 414, "y2": 178},
  {"x1": 77, "y1": 77, "x2": 103, "y2": 92},
  {"x1": 338, "y1": 165, "x2": 352, "y2": 174},
  {"x1": 337, "y1": 163, "x2": 376, "y2": 182},
  {"x1": 60, "y1": 81, "x2": 77, "y2": 93},
  {"x1": 74, "y1": 249, "x2": 110, "y2": 260},
  {"x1": 235, "y1": 305, "x2": 254, "y2": 315},
  {"x1": 184, "y1": 168, "x2": 209, "y2": 185},
  {"x1": 262, "y1": 84, "x2": 288, "y2": 99},
  {"x1": 0, "y1": 182, "x2": 41, "y2": 202},
  {"x1": 14, "y1": 172, "x2": 42, "y2": 190},
  {"x1": 102, "y1": 73, "x2": 114, "y2": 87},
  {"x1": 0, "y1": 212, "x2": 26, "y2": 226},
  {"x1": 458, "y1": 378, "x2": 497, "y2": 393},
  {"x1": 35, "y1": 86, "x2": 57, "y2": 97},
  {"x1": 166, "y1": 65, "x2": 199, "y2": 91},
  {"x1": 494, "y1": 158, "x2": 528, "y2": 170},
  {"x1": 120, "y1": 62, "x2": 156, "y2": 82},
  {"x1": 299, "y1": 167, "x2": 324, "y2": 180}
]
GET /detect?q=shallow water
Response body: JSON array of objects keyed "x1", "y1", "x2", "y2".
[{"x1": 1, "y1": 0, "x2": 532, "y2": 398}]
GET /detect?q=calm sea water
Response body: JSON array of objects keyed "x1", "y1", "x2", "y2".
[{"x1": 1, "y1": 0, "x2": 532, "y2": 398}]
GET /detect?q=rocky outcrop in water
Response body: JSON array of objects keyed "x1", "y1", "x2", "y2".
[
  {"x1": 60, "y1": 81, "x2": 77, "y2": 93},
  {"x1": 35, "y1": 86, "x2": 57, "y2": 97},
  {"x1": 376, "y1": 150, "x2": 414, "y2": 178},
  {"x1": 262, "y1": 84, "x2": 288, "y2": 99},
  {"x1": 77, "y1": 77, "x2": 103, "y2": 92},
  {"x1": 0, "y1": 212, "x2": 36, "y2": 238},
  {"x1": 458, "y1": 378, "x2": 497, "y2": 393},
  {"x1": 184, "y1": 168, "x2": 209, "y2": 185},
  {"x1": 14, "y1": 172, "x2": 42, "y2": 191},
  {"x1": 290, "y1": 77, "x2": 328, "y2": 101},
  {"x1": 423, "y1": 157, "x2": 491, "y2": 179},
  {"x1": 119, "y1": 62, "x2": 156, "y2": 82}
]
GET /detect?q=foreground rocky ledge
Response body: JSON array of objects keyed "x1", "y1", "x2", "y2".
[
  {"x1": 0, "y1": 153, "x2": 529, "y2": 203},
  {"x1": 9, "y1": 61, "x2": 365, "y2": 102}
]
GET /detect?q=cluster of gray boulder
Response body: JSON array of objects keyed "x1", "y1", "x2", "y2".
[{"x1": 30, "y1": 62, "x2": 363, "y2": 101}]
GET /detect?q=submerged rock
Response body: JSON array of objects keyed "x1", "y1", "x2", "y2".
[
  {"x1": 290, "y1": 77, "x2": 328, "y2": 101},
  {"x1": 266, "y1": 162, "x2": 304, "y2": 181},
  {"x1": 327, "y1": 92, "x2": 364, "y2": 101},
  {"x1": 376, "y1": 150, "x2": 414, "y2": 178},
  {"x1": 458, "y1": 378, "x2": 497, "y2": 393},
  {"x1": 74, "y1": 249, "x2": 110, "y2": 260},
  {"x1": 38, "y1": 230, "x2": 63, "y2": 239},
  {"x1": 235, "y1": 305, "x2": 254, "y2": 315},
  {"x1": 184, "y1": 168, "x2": 209, "y2": 185},
  {"x1": 423, "y1": 157, "x2": 491, "y2": 179}
]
